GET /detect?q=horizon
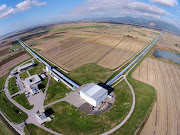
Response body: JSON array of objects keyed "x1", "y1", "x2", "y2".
[{"x1": 0, "y1": 0, "x2": 180, "y2": 36}]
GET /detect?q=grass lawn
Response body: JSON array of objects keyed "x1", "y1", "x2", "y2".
[
  {"x1": 112, "y1": 42, "x2": 156, "y2": 134},
  {"x1": 13, "y1": 93, "x2": 33, "y2": 110},
  {"x1": 113, "y1": 77, "x2": 155, "y2": 134},
  {"x1": 44, "y1": 81, "x2": 71, "y2": 105},
  {"x1": 25, "y1": 124, "x2": 52, "y2": 135},
  {"x1": 49, "y1": 77, "x2": 57, "y2": 86},
  {"x1": 10, "y1": 44, "x2": 23, "y2": 52},
  {"x1": 0, "y1": 115, "x2": 18, "y2": 135},
  {"x1": 20, "y1": 59, "x2": 33, "y2": 66},
  {"x1": 0, "y1": 74, "x2": 8, "y2": 90},
  {"x1": 28, "y1": 61, "x2": 43, "y2": 75},
  {"x1": 8, "y1": 77, "x2": 16, "y2": 87},
  {"x1": 31, "y1": 48, "x2": 41, "y2": 52},
  {"x1": 0, "y1": 92, "x2": 28, "y2": 123},
  {"x1": 0, "y1": 119, "x2": 12, "y2": 135},
  {"x1": 70, "y1": 64, "x2": 112, "y2": 85},
  {"x1": 8, "y1": 85, "x2": 19, "y2": 95},
  {"x1": 53, "y1": 25, "x2": 105, "y2": 32},
  {"x1": 44, "y1": 80, "x2": 132, "y2": 135},
  {"x1": 20, "y1": 72, "x2": 29, "y2": 80},
  {"x1": 38, "y1": 78, "x2": 48, "y2": 93},
  {"x1": 41, "y1": 35, "x2": 64, "y2": 41}
]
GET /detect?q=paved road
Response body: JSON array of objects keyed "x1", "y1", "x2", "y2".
[
  {"x1": 44, "y1": 97, "x2": 66, "y2": 109},
  {"x1": 38, "y1": 125, "x2": 62, "y2": 135},
  {"x1": 100, "y1": 75, "x2": 135, "y2": 135},
  {"x1": 0, "y1": 110, "x2": 25, "y2": 135},
  {"x1": 100, "y1": 33, "x2": 159, "y2": 134},
  {"x1": 106, "y1": 33, "x2": 162, "y2": 85},
  {"x1": 4, "y1": 75, "x2": 29, "y2": 114},
  {"x1": 2, "y1": 67, "x2": 62, "y2": 135}
]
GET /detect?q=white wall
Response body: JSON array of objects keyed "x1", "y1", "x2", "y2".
[
  {"x1": 80, "y1": 91, "x2": 108, "y2": 107},
  {"x1": 80, "y1": 91, "x2": 97, "y2": 106}
]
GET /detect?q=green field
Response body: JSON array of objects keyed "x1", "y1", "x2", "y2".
[
  {"x1": 25, "y1": 124, "x2": 52, "y2": 135},
  {"x1": 113, "y1": 77, "x2": 155, "y2": 134},
  {"x1": 0, "y1": 115, "x2": 19, "y2": 135},
  {"x1": 28, "y1": 60, "x2": 43, "y2": 75},
  {"x1": 112, "y1": 42, "x2": 156, "y2": 134},
  {"x1": 10, "y1": 44, "x2": 23, "y2": 52},
  {"x1": 53, "y1": 25, "x2": 105, "y2": 32},
  {"x1": 49, "y1": 77, "x2": 57, "y2": 86},
  {"x1": 8, "y1": 77, "x2": 16, "y2": 87},
  {"x1": 8, "y1": 85, "x2": 19, "y2": 95},
  {"x1": 0, "y1": 119, "x2": 12, "y2": 135},
  {"x1": 32, "y1": 48, "x2": 41, "y2": 52},
  {"x1": 0, "y1": 92, "x2": 28, "y2": 123},
  {"x1": 70, "y1": 64, "x2": 112, "y2": 85},
  {"x1": 38, "y1": 78, "x2": 48, "y2": 93},
  {"x1": 41, "y1": 35, "x2": 64, "y2": 41},
  {"x1": 20, "y1": 72, "x2": 29, "y2": 80},
  {"x1": 44, "y1": 81, "x2": 71, "y2": 105},
  {"x1": 44, "y1": 80, "x2": 132, "y2": 135},
  {"x1": 0, "y1": 74, "x2": 8, "y2": 90},
  {"x1": 13, "y1": 93, "x2": 33, "y2": 110}
]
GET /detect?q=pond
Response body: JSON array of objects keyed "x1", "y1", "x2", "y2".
[{"x1": 153, "y1": 49, "x2": 180, "y2": 64}]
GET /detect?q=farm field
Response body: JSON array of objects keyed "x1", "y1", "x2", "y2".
[
  {"x1": 0, "y1": 52, "x2": 30, "y2": 78},
  {"x1": 24, "y1": 23, "x2": 159, "y2": 71},
  {"x1": 132, "y1": 58, "x2": 180, "y2": 135},
  {"x1": 156, "y1": 33, "x2": 180, "y2": 52},
  {"x1": 0, "y1": 40, "x2": 12, "y2": 62}
]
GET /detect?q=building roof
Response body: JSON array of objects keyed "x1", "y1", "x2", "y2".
[
  {"x1": 46, "y1": 65, "x2": 52, "y2": 71},
  {"x1": 80, "y1": 83, "x2": 108, "y2": 101},
  {"x1": 25, "y1": 74, "x2": 41, "y2": 86},
  {"x1": 18, "y1": 63, "x2": 33, "y2": 71}
]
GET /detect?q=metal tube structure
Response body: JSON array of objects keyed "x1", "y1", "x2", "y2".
[
  {"x1": 14, "y1": 36, "x2": 80, "y2": 89},
  {"x1": 52, "y1": 68, "x2": 80, "y2": 89},
  {"x1": 106, "y1": 33, "x2": 162, "y2": 86}
]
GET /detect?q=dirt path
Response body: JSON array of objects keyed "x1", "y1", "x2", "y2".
[{"x1": 132, "y1": 58, "x2": 180, "y2": 135}]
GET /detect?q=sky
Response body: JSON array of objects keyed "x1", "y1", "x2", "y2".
[{"x1": 0, "y1": 0, "x2": 180, "y2": 36}]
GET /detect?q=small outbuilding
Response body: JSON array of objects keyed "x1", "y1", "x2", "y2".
[{"x1": 80, "y1": 83, "x2": 108, "y2": 107}]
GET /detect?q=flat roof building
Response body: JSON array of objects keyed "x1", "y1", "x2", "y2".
[
  {"x1": 18, "y1": 63, "x2": 34, "y2": 72},
  {"x1": 25, "y1": 74, "x2": 41, "y2": 94},
  {"x1": 80, "y1": 83, "x2": 108, "y2": 107}
]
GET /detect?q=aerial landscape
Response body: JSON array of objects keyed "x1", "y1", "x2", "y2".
[{"x1": 0, "y1": 0, "x2": 180, "y2": 135}]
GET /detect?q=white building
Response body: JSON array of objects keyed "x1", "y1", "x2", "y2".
[
  {"x1": 80, "y1": 83, "x2": 108, "y2": 107},
  {"x1": 25, "y1": 74, "x2": 41, "y2": 94},
  {"x1": 18, "y1": 63, "x2": 34, "y2": 72},
  {"x1": 46, "y1": 65, "x2": 52, "y2": 72}
]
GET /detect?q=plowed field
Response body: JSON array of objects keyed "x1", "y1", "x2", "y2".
[
  {"x1": 0, "y1": 53, "x2": 30, "y2": 78},
  {"x1": 132, "y1": 58, "x2": 180, "y2": 135},
  {"x1": 37, "y1": 34, "x2": 153, "y2": 70}
]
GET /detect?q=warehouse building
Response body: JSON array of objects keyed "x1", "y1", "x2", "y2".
[{"x1": 80, "y1": 83, "x2": 108, "y2": 107}]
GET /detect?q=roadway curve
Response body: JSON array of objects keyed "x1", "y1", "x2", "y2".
[{"x1": 100, "y1": 73, "x2": 135, "y2": 135}]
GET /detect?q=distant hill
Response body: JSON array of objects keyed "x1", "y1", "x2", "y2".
[
  {"x1": 1, "y1": 16, "x2": 180, "y2": 40},
  {"x1": 95, "y1": 16, "x2": 180, "y2": 35}
]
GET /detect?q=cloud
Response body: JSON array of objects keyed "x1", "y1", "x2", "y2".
[
  {"x1": 0, "y1": 0, "x2": 46, "y2": 19},
  {"x1": 67, "y1": 0, "x2": 171, "y2": 20},
  {"x1": 0, "y1": 4, "x2": 6, "y2": 12},
  {"x1": 150, "y1": 0, "x2": 178, "y2": 7},
  {"x1": 176, "y1": 10, "x2": 180, "y2": 13},
  {"x1": 61, "y1": 0, "x2": 180, "y2": 29}
]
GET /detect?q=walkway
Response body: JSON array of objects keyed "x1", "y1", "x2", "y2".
[{"x1": 2, "y1": 67, "x2": 62, "y2": 135}]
